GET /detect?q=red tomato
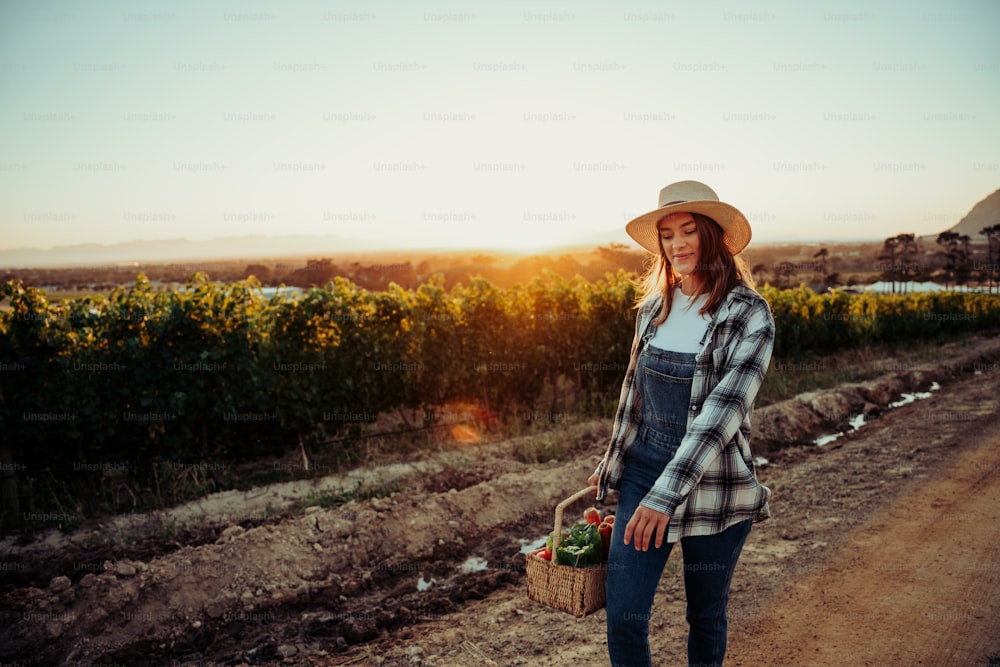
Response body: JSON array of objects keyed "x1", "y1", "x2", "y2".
[
  {"x1": 583, "y1": 507, "x2": 601, "y2": 525},
  {"x1": 537, "y1": 547, "x2": 552, "y2": 561}
]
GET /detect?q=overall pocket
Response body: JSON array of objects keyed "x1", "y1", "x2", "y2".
[{"x1": 640, "y1": 364, "x2": 693, "y2": 429}]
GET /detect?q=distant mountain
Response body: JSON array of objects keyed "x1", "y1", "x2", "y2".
[
  {"x1": 945, "y1": 187, "x2": 1000, "y2": 239},
  {"x1": 0, "y1": 234, "x2": 386, "y2": 268}
]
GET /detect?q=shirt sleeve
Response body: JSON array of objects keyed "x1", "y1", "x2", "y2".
[
  {"x1": 639, "y1": 297, "x2": 775, "y2": 516},
  {"x1": 594, "y1": 298, "x2": 656, "y2": 486}
]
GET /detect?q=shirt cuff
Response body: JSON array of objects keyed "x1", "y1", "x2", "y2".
[{"x1": 639, "y1": 487, "x2": 681, "y2": 517}]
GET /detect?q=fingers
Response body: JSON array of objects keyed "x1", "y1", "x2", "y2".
[
  {"x1": 586, "y1": 473, "x2": 599, "y2": 486},
  {"x1": 624, "y1": 507, "x2": 670, "y2": 551},
  {"x1": 638, "y1": 518, "x2": 658, "y2": 551},
  {"x1": 624, "y1": 511, "x2": 647, "y2": 549}
]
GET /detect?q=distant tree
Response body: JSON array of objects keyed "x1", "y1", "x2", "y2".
[
  {"x1": 896, "y1": 234, "x2": 919, "y2": 285},
  {"x1": 244, "y1": 263, "x2": 273, "y2": 283},
  {"x1": 981, "y1": 224, "x2": 1000, "y2": 293},
  {"x1": 813, "y1": 247, "x2": 828, "y2": 275},
  {"x1": 552, "y1": 254, "x2": 584, "y2": 278},
  {"x1": 508, "y1": 254, "x2": 584, "y2": 283},
  {"x1": 751, "y1": 263, "x2": 768, "y2": 286},
  {"x1": 596, "y1": 242, "x2": 631, "y2": 260},
  {"x1": 287, "y1": 258, "x2": 339, "y2": 287},
  {"x1": 877, "y1": 235, "x2": 901, "y2": 293},
  {"x1": 773, "y1": 261, "x2": 798, "y2": 289},
  {"x1": 935, "y1": 232, "x2": 960, "y2": 287},
  {"x1": 812, "y1": 247, "x2": 829, "y2": 288},
  {"x1": 471, "y1": 254, "x2": 499, "y2": 266},
  {"x1": 415, "y1": 259, "x2": 435, "y2": 280},
  {"x1": 595, "y1": 243, "x2": 645, "y2": 275},
  {"x1": 877, "y1": 233, "x2": 919, "y2": 293},
  {"x1": 956, "y1": 234, "x2": 972, "y2": 286}
]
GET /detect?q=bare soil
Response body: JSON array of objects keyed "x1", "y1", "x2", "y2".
[{"x1": 2, "y1": 336, "x2": 999, "y2": 667}]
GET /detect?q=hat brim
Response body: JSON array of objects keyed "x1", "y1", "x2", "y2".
[{"x1": 625, "y1": 200, "x2": 752, "y2": 256}]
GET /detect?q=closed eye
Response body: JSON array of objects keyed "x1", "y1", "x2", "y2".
[{"x1": 660, "y1": 225, "x2": 696, "y2": 241}]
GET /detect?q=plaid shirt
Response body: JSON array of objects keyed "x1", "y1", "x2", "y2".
[{"x1": 594, "y1": 284, "x2": 774, "y2": 542}]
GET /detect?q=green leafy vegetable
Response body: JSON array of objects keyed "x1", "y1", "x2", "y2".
[{"x1": 554, "y1": 522, "x2": 603, "y2": 567}]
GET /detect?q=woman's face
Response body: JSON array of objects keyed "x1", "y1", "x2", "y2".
[{"x1": 658, "y1": 212, "x2": 701, "y2": 279}]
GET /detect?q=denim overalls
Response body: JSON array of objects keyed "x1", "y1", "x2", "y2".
[
  {"x1": 630, "y1": 343, "x2": 696, "y2": 476},
  {"x1": 605, "y1": 339, "x2": 753, "y2": 667}
]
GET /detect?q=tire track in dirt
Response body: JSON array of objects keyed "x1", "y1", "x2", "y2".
[{"x1": 730, "y1": 388, "x2": 1000, "y2": 667}]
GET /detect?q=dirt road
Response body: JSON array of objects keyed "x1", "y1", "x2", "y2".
[{"x1": 732, "y1": 391, "x2": 1000, "y2": 667}]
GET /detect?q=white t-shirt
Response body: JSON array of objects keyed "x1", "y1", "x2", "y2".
[{"x1": 647, "y1": 288, "x2": 710, "y2": 353}]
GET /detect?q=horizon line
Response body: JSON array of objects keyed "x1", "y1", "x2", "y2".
[{"x1": 4, "y1": 229, "x2": 972, "y2": 255}]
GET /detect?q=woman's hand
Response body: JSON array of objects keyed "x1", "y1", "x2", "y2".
[
  {"x1": 586, "y1": 472, "x2": 599, "y2": 486},
  {"x1": 624, "y1": 505, "x2": 671, "y2": 551}
]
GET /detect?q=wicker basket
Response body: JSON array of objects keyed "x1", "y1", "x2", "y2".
[{"x1": 525, "y1": 486, "x2": 607, "y2": 618}]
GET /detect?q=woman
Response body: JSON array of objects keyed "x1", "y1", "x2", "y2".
[{"x1": 587, "y1": 180, "x2": 774, "y2": 667}]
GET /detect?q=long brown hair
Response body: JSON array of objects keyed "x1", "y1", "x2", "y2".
[{"x1": 637, "y1": 213, "x2": 756, "y2": 325}]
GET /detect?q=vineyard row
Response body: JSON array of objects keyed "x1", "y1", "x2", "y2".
[{"x1": 1, "y1": 272, "x2": 998, "y2": 523}]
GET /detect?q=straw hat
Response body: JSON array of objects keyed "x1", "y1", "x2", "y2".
[{"x1": 624, "y1": 180, "x2": 752, "y2": 255}]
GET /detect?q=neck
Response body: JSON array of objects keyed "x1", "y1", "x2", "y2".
[{"x1": 678, "y1": 277, "x2": 701, "y2": 297}]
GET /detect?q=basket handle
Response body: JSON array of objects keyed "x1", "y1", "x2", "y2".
[{"x1": 551, "y1": 486, "x2": 598, "y2": 551}]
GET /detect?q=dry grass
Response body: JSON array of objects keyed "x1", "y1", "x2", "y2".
[{"x1": 757, "y1": 329, "x2": 988, "y2": 405}]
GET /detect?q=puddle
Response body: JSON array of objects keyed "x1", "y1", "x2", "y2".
[
  {"x1": 814, "y1": 382, "x2": 940, "y2": 446},
  {"x1": 414, "y1": 556, "x2": 490, "y2": 594},
  {"x1": 459, "y1": 556, "x2": 488, "y2": 573},
  {"x1": 815, "y1": 413, "x2": 868, "y2": 447},
  {"x1": 519, "y1": 535, "x2": 548, "y2": 554},
  {"x1": 889, "y1": 382, "x2": 939, "y2": 407}
]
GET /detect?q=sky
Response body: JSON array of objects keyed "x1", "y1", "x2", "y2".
[{"x1": 1, "y1": 0, "x2": 999, "y2": 255}]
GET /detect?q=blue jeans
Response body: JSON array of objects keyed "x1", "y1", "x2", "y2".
[{"x1": 606, "y1": 346, "x2": 752, "y2": 667}]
